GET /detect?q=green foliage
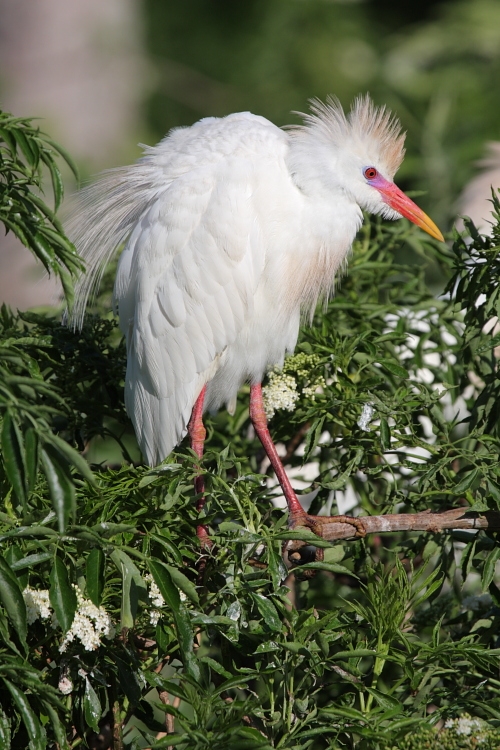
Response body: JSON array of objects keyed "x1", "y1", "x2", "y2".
[
  {"x1": 0, "y1": 111, "x2": 81, "y2": 304},
  {"x1": 392, "y1": 714, "x2": 500, "y2": 749},
  {"x1": 2, "y1": 116, "x2": 500, "y2": 749}
]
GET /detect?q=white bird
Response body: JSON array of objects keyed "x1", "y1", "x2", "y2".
[{"x1": 69, "y1": 95, "x2": 444, "y2": 547}]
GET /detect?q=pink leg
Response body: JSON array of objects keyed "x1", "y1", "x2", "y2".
[
  {"x1": 249, "y1": 383, "x2": 366, "y2": 541},
  {"x1": 249, "y1": 383, "x2": 306, "y2": 523},
  {"x1": 188, "y1": 385, "x2": 211, "y2": 548}
]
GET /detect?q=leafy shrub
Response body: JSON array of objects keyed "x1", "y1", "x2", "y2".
[{"x1": 1, "y1": 111, "x2": 500, "y2": 749}]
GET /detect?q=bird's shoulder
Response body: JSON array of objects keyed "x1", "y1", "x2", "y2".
[{"x1": 142, "y1": 112, "x2": 289, "y2": 180}]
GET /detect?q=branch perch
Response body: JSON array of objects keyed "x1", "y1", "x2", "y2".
[{"x1": 285, "y1": 509, "x2": 500, "y2": 556}]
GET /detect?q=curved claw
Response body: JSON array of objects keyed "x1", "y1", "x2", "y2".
[{"x1": 289, "y1": 512, "x2": 367, "y2": 539}]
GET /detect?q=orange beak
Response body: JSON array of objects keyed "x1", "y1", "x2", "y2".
[{"x1": 374, "y1": 178, "x2": 445, "y2": 242}]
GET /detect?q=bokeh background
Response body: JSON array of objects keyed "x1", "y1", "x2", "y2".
[{"x1": 1, "y1": 0, "x2": 500, "y2": 308}]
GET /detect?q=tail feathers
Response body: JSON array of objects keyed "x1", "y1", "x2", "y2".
[{"x1": 125, "y1": 364, "x2": 202, "y2": 466}]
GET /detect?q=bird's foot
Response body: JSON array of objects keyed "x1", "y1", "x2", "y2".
[
  {"x1": 289, "y1": 512, "x2": 366, "y2": 539},
  {"x1": 285, "y1": 512, "x2": 366, "y2": 569}
]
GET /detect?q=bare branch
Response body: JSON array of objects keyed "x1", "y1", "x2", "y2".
[{"x1": 285, "y1": 508, "x2": 500, "y2": 556}]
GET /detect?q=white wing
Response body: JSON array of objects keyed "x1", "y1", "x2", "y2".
[{"x1": 70, "y1": 113, "x2": 291, "y2": 465}]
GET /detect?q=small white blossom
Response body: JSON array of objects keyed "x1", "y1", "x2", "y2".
[
  {"x1": 59, "y1": 587, "x2": 115, "y2": 653},
  {"x1": 262, "y1": 371, "x2": 299, "y2": 420},
  {"x1": 145, "y1": 574, "x2": 165, "y2": 625},
  {"x1": 58, "y1": 676, "x2": 73, "y2": 695},
  {"x1": 23, "y1": 587, "x2": 52, "y2": 624},
  {"x1": 444, "y1": 715, "x2": 485, "y2": 739},
  {"x1": 357, "y1": 403, "x2": 375, "y2": 431}
]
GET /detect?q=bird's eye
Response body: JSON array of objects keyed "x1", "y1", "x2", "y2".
[{"x1": 364, "y1": 167, "x2": 378, "y2": 180}]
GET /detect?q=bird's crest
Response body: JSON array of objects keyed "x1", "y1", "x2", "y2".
[{"x1": 294, "y1": 94, "x2": 406, "y2": 178}]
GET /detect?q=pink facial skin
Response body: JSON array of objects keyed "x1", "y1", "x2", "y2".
[{"x1": 365, "y1": 169, "x2": 444, "y2": 242}]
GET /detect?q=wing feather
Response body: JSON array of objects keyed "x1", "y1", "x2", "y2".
[{"x1": 70, "y1": 112, "x2": 290, "y2": 465}]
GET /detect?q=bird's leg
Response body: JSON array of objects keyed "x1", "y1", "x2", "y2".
[
  {"x1": 249, "y1": 383, "x2": 366, "y2": 555},
  {"x1": 188, "y1": 385, "x2": 211, "y2": 548}
]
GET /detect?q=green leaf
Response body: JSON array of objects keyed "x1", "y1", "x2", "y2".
[
  {"x1": 250, "y1": 593, "x2": 282, "y2": 632},
  {"x1": 295, "y1": 561, "x2": 356, "y2": 576},
  {"x1": 24, "y1": 427, "x2": 39, "y2": 492},
  {"x1": 40, "y1": 445, "x2": 76, "y2": 532},
  {"x1": 86, "y1": 548, "x2": 105, "y2": 607},
  {"x1": 49, "y1": 556, "x2": 77, "y2": 632},
  {"x1": 83, "y1": 677, "x2": 102, "y2": 733},
  {"x1": 331, "y1": 649, "x2": 377, "y2": 660},
  {"x1": 364, "y1": 686, "x2": 403, "y2": 711},
  {"x1": 44, "y1": 432, "x2": 95, "y2": 486},
  {"x1": 453, "y1": 468, "x2": 480, "y2": 495},
  {"x1": 377, "y1": 359, "x2": 409, "y2": 378},
  {"x1": 1, "y1": 412, "x2": 28, "y2": 511},
  {"x1": 0, "y1": 707, "x2": 11, "y2": 750},
  {"x1": 149, "y1": 559, "x2": 199, "y2": 680},
  {"x1": 482, "y1": 546, "x2": 500, "y2": 592},
  {"x1": 4, "y1": 545, "x2": 28, "y2": 589},
  {"x1": 2, "y1": 678, "x2": 45, "y2": 750},
  {"x1": 110, "y1": 550, "x2": 148, "y2": 629},
  {"x1": 144, "y1": 674, "x2": 188, "y2": 702},
  {"x1": 42, "y1": 703, "x2": 70, "y2": 750},
  {"x1": 165, "y1": 564, "x2": 199, "y2": 606},
  {"x1": 0, "y1": 557, "x2": 27, "y2": 643},
  {"x1": 380, "y1": 417, "x2": 391, "y2": 451}
]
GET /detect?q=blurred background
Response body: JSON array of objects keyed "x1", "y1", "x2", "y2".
[{"x1": 1, "y1": 0, "x2": 500, "y2": 308}]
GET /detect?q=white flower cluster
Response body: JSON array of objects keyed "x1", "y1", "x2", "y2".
[
  {"x1": 59, "y1": 587, "x2": 116, "y2": 653},
  {"x1": 22, "y1": 585, "x2": 115, "y2": 652},
  {"x1": 145, "y1": 574, "x2": 165, "y2": 625},
  {"x1": 444, "y1": 714, "x2": 486, "y2": 739},
  {"x1": 262, "y1": 354, "x2": 326, "y2": 420},
  {"x1": 23, "y1": 587, "x2": 52, "y2": 624},
  {"x1": 262, "y1": 371, "x2": 299, "y2": 420}
]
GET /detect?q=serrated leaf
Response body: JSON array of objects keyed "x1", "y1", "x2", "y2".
[
  {"x1": 86, "y1": 548, "x2": 105, "y2": 607},
  {"x1": 4, "y1": 546, "x2": 28, "y2": 591},
  {"x1": 40, "y1": 445, "x2": 75, "y2": 533},
  {"x1": 149, "y1": 559, "x2": 199, "y2": 680},
  {"x1": 44, "y1": 432, "x2": 95, "y2": 485},
  {"x1": 199, "y1": 656, "x2": 232, "y2": 679},
  {"x1": 453, "y1": 468, "x2": 480, "y2": 495},
  {"x1": 0, "y1": 557, "x2": 27, "y2": 644},
  {"x1": 380, "y1": 417, "x2": 391, "y2": 451},
  {"x1": 365, "y1": 686, "x2": 403, "y2": 711},
  {"x1": 110, "y1": 550, "x2": 147, "y2": 629},
  {"x1": 165, "y1": 565, "x2": 199, "y2": 606},
  {"x1": 41, "y1": 703, "x2": 70, "y2": 750},
  {"x1": 295, "y1": 561, "x2": 356, "y2": 576},
  {"x1": 250, "y1": 593, "x2": 282, "y2": 632},
  {"x1": 331, "y1": 649, "x2": 376, "y2": 660},
  {"x1": 213, "y1": 673, "x2": 252, "y2": 695},
  {"x1": 0, "y1": 707, "x2": 11, "y2": 749},
  {"x1": 377, "y1": 359, "x2": 409, "y2": 378},
  {"x1": 49, "y1": 556, "x2": 76, "y2": 632},
  {"x1": 482, "y1": 546, "x2": 500, "y2": 592},
  {"x1": 144, "y1": 674, "x2": 188, "y2": 702},
  {"x1": 1, "y1": 412, "x2": 28, "y2": 511},
  {"x1": 84, "y1": 677, "x2": 102, "y2": 733},
  {"x1": 2, "y1": 678, "x2": 45, "y2": 750}
]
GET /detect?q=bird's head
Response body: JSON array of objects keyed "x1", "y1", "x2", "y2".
[{"x1": 289, "y1": 95, "x2": 444, "y2": 242}]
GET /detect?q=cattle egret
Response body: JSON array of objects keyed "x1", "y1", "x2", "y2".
[{"x1": 69, "y1": 95, "x2": 444, "y2": 549}]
